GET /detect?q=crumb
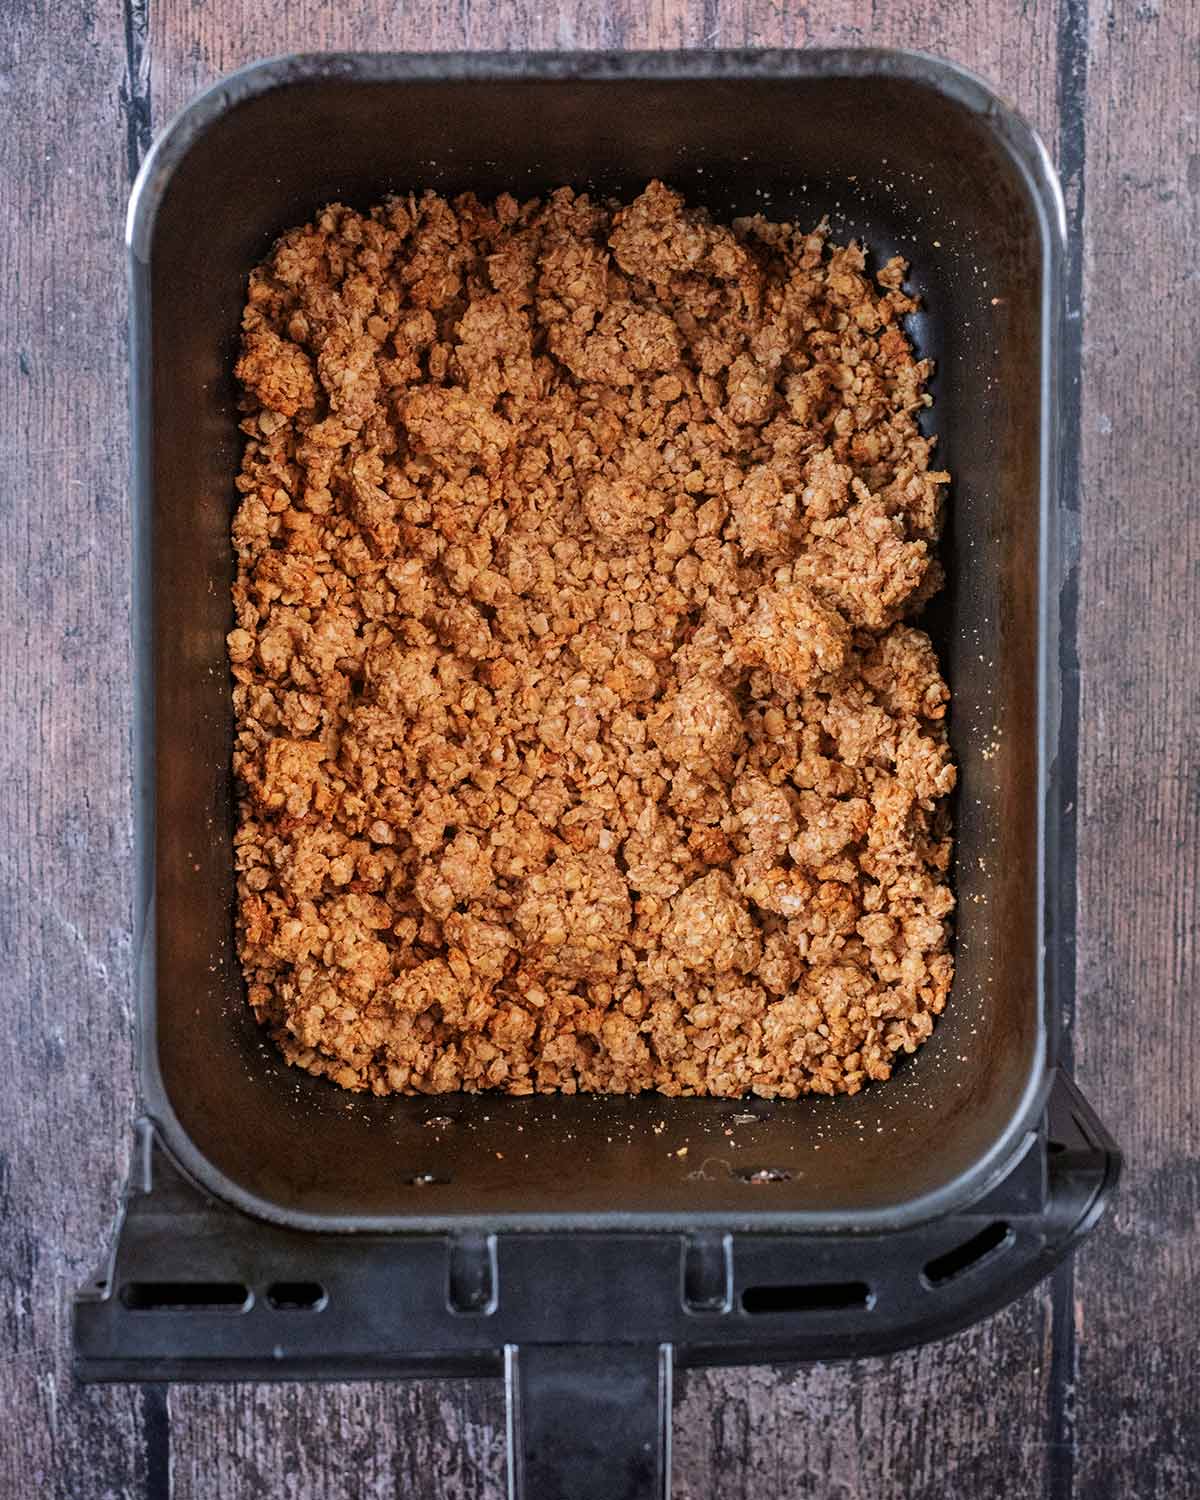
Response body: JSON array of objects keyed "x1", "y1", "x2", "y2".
[{"x1": 229, "y1": 182, "x2": 955, "y2": 1100}]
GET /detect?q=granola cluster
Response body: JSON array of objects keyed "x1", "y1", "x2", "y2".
[{"x1": 228, "y1": 181, "x2": 955, "y2": 1098}]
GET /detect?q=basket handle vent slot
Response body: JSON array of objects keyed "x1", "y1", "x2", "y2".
[
  {"x1": 741, "y1": 1281, "x2": 871, "y2": 1315},
  {"x1": 121, "y1": 1281, "x2": 250, "y2": 1312},
  {"x1": 266, "y1": 1281, "x2": 326, "y2": 1311},
  {"x1": 922, "y1": 1221, "x2": 1013, "y2": 1287}
]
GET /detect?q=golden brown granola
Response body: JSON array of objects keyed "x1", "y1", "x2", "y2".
[{"x1": 228, "y1": 181, "x2": 955, "y2": 1099}]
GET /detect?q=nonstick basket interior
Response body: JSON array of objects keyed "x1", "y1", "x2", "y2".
[{"x1": 134, "y1": 54, "x2": 1055, "y2": 1230}]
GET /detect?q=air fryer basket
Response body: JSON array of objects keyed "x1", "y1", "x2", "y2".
[{"x1": 76, "y1": 51, "x2": 1118, "y2": 1500}]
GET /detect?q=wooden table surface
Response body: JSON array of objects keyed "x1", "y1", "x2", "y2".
[{"x1": 2, "y1": 0, "x2": 1195, "y2": 1496}]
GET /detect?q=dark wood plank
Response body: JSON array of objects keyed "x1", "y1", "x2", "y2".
[
  {"x1": 148, "y1": 0, "x2": 1063, "y2": 129},
  {"x1": 1072, "y1": 1, "x2": 1200, "y2": 1495},
  {"x1": 167, "y1": 1381, "x2": 507, "y2": 1499},
  {"x1": 0, "y1": 1, "x2": 151, "y2": 1496},
  {"x1": 676, "y1": 1301, "x2": 1058, "y2": 1500},
  {"x1": 147, "y1": 3, "x2": 1065, "y2": 1497}
]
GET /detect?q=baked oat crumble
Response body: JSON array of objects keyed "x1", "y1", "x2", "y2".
[{"x1": 228, "y1": 181, "x2": 955, "y2": 1099}]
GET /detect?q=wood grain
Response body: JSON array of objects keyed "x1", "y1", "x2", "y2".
[
  {"x1": 147, "y1": 0, "x2": 1063, "y2": 133},
  {"x1": 0, "y1": 1, "x2": 148, "y2": 1497},
  {"x1": 675, "y1": 1304, "x2": 1058, "y2": 1500},
  {"x1": 0, "y1": 0, "x2": 1192, "y2": 1494},
  {"x1": 1072, "y1": 0, "x2": 1200, "y2": 1494},
  {"x1": 167, "y1": 1381, "x2": 508, "y2": 1499}
]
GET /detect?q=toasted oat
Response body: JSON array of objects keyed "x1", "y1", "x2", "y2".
[{"x1": 228, "y1": 182, "x2": 955, "y2": 1099}]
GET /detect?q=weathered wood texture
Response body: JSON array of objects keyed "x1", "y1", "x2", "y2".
[
  {"x1": 0, "y1": 2, "x2": 148, "y2": 1499},
  {"x1": 1072, "y1": 0, "x2": 1200, "y2": 1494},
  {"x1": 0, "y1": 0, "x2": 1193, "y2": 1495}
]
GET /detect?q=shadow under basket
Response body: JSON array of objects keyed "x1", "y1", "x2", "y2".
[{"x1": 75, "y1": 49, "x2": 1119, "y2": 1500}]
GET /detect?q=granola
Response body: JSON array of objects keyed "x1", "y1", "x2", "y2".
[{"x1": 228, "y1": 181, "x2": 955, "y2": 1098}]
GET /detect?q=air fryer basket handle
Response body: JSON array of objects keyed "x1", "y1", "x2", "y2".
[
  {"x1": 74, "y1": 1075, "x2": 1119, "y2": 1400},
  {"x1": 506, "y1": 1342, "x2": 673, "y2": 1500}
]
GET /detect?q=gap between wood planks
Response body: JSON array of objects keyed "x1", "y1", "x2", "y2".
[{"x1": 1048, "y1": 0, "x2": 1088, "y2": 1494}]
